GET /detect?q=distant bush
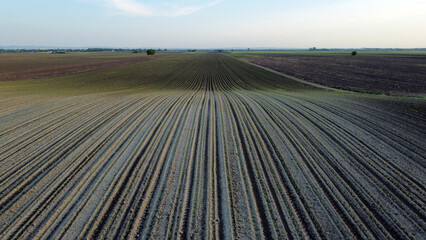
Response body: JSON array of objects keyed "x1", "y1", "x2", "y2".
[
  {"x1": 351, "y1": 51, "x2": 357, "y2": 56},
  {"x1": 146, "y1": 49, "x2": 156, "y2": 55}
]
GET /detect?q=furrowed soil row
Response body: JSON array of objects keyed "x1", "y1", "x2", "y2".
[
  {"x1": 246, "y1": 93, "x2": 397, "y2": 238},
  {"x1": 0, "y1": 95, "x2": 148, "y2": 239},
  {"x1": 280, "y1": 95, "x2": 425, "y2": 217},
  {"x1": 80, "y1": 94, "x2": 188, "y2": 239},
  {"x1": 0, "y1": 98, "x2": 135, "y2": 210},
  {"x1": 256, "y1": 92, "x2": 424, "y2": 238},
  {"x1": 36, "y1": 95, "x2": 165, "y2": 239}
]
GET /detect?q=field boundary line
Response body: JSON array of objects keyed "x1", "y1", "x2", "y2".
[{"x1": 229, "y1": 55, "x2": 352, "y2": 92}]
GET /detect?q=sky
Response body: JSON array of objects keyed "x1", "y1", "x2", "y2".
[{"x1": 1, "y1": 0, "x2": 425, "y2": 48}]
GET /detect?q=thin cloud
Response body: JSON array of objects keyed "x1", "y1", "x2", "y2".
[{"x1": 104, "y1": 0, "x2": 222, "y2": 17}]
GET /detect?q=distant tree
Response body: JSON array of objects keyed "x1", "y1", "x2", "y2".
[
  {"x1": 51, "y1": 50, "x2": 66, "y2": 54},
  {"x1": 146, "y1": 49, "x2": 156, "y2": 55},
  {"x1": 351, "y1": 51, "x2": 357, "y2": 56}
]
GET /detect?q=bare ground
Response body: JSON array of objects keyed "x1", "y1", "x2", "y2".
[{"x1": 0, "y1": 54, "x2": 425, "y2": 239}]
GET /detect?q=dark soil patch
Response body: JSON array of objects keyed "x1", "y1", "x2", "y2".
[{"x1": 248, "y1": 54, "x2": 426, "y2": 96}]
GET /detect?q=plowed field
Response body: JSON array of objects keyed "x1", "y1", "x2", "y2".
[
  {"x1": 231, "y1": 52, "x2": 426, "y2": 97},
  {"x1": 0, "y1": 53, "x2": 425, "y2": 239}
]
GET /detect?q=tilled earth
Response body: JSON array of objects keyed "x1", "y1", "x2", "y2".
[
  {"x1": 0, "y1": 54, "x2": 425, "y2": 239},
  {"x1": 247, "y1": 53, "x2": 426, "y2": 96}
]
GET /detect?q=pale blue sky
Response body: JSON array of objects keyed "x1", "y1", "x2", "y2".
[{"x1": 1, "y1": 0, "x2": 425, "y2": 48}]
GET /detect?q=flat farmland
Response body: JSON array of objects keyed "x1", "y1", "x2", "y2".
[
  {"x1": 0, "y1": 52, "x2": 158, "y2": 82},
  {"x1": 231, "y1": 51, "x2": 426, "y2": 97},
  {"x1": 0, "y1": 53, "x2": 425, "y2": 239}
]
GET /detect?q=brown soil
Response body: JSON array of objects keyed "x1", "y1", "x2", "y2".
[
  {"x1": 248, "y1": 54, "x2": 426, "y2": 96},
  {"x1": 0, "y1": 55, "x2": 158, "y2": 81}
]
